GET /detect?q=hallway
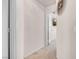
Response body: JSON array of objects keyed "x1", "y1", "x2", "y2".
[{"x1": 25, "y1": 41, "x2": 57, "y2": 59}]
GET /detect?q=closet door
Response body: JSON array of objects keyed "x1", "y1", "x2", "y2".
[
  {"x1": 2, "y1": 0, "x2": 8, "y2": 59},
  {"x1": 56, "y1": 0, "x2": 76, "y2": 59}
]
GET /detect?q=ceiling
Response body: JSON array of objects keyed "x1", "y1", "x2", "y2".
[{"x1": 36, "y1": 0, "x2": 56, "y2": 7}]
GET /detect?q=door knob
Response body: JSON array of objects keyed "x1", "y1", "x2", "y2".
[{"x1": 52, "y1": 18, "x2": 57, "y2": 26}]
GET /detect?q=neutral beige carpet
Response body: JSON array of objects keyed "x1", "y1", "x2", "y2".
[{"x1": 24, "y1": 41, "x2": 57, "y2": 59}]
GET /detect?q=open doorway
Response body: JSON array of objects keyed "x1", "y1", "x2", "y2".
[
  {"x1": 2, "y1": 0, "x2": 76, "y2": 59},
  {"x1": 24, "y1": 0, "x2": 57, "y2": 59}
]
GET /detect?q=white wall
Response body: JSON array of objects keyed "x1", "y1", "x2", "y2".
[
  {"x1": 56, "y1": 0, "x2": 76, "y2": 59},
  {"x1": 24, "y1": 0, "x2": 45, "y2": 57}
]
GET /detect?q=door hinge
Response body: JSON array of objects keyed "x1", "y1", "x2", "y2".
[{"x1": 8, "y1": 28, "x2": 10, "y2": 32}]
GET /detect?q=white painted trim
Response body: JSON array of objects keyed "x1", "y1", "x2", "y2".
[
  {"x1": 16, "y1": 0, "x2": 24, "y2": 59},
  {"x1": 10, "y1": 0, "x2": 24, "y2": 59},
  {"x1": 10, "y1": 0, "x2": 16, "y2": 59}
]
